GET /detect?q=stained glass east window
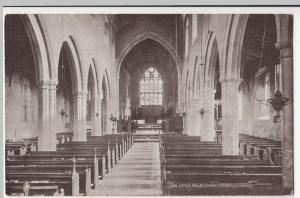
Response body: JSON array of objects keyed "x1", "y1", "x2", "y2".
[{"x1": 140, "y1": 67, "x2": 163, "y2": 105}]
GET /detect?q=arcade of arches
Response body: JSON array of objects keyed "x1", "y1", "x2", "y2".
[{"x1": 5, "y1": 14, "x2": 293, "y2": 194}]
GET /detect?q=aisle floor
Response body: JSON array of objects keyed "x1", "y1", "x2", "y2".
[{"x1": 92, "y1": 142, "x2": 162, "y2": 196}]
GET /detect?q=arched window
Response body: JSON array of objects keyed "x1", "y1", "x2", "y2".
[{"x1": 140, "y1": 67, "x2": 163, "y2": 105}]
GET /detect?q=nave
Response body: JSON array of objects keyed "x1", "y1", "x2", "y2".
[{"x1": 4, "y1": 13, "x2": 293, "y2": 196}]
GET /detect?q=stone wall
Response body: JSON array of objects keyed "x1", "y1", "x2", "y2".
[{"x1": 5, "y1": 73, "x2": 39, "y2": 139}]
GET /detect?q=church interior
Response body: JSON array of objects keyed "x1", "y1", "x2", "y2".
[{"x1": 4, "y1": 14, "x2": 293, "y2": 196}]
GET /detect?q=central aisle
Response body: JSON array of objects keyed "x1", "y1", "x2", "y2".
[{"x1": 92, "y1": 142, "x2": 162, "y2": 196}]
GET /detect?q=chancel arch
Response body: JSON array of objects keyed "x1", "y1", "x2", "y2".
[
  {"x1": 117, "y1": 31, "x2": 182, "y2": 84},
  {"x1": 119, "y1": 38, "x2": 178, "y2": 124}
]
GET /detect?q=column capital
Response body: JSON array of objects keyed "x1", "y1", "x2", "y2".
[
  {"x1": 275, "y1": 40, "x2": 292, "y2": 50},
  {"x1": 73, "y1": 90, "x2": 88, "y2": 98},
  {"x1": 220, "y1": 78, "x2": 241, "y2": 83},
  {"x1": 93, "y1": 97, "x2": 102, "y2": 103},
  {"x1": 276, "y1": 41, "x2": 293, "y2": 59},
  {"x1": 39, "y1": 79, "x2": 58, "y2": 86},
  {"x1": 204, "y1": 87, "x2": 215, "y2": 93},
  {"x1": 98, "y1": 92, "x2": 103, "y2": 100},
  {"x1": 190, "y1": 98, "x2": 201, "y2": 104}
]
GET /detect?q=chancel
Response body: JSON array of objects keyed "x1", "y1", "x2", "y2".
[{"x1": 4, "y1": 13, "x2": 293, "y2": 196}]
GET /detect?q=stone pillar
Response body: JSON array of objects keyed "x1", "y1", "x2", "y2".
[
  {"x1": 277, "y1": 40, "x2": 293, "y2": 189},
  {"x1": 221, "y1": 79, "x2": 239, "y2": 155},
  {"x1": 189, "y1": 99, "x2": 201, "y2": 136},
  {"x1": 125, "y1": 98, "x2": 131, "y2": 118},
  {"x1": 38, "y1": 80, "x2": 57, "y2": 151},
  {"x1": 48, "y1": 82, "x2": 57, "y2": 150},
  {"x1": 92, "y1": 97, "x2": 102, "y2": 136},
  {"x1": 202, "y1": 88, "x2": 215, "y2": 141},
  {"x1": 178, "y1": 83, "x2": 185, "y2": 113},
  {"x1": 90, "y1": 97, "x2": 96, "y2": 136},
  {"x1": 99, "y1": 95, "x2": 103, "y2": 136},
  {"x1": 73, "y1": 91, "x2": 87, "y2": 141},
  {"x1": 106, "y1": 100, "x2": 113, "y2": 134},
  {"x1": 182, "y1": 102, "x2": 188, "y2": 135},
  {"x1": 185, "y1": 101, "x2": 192, "y2": 135},
  {"x1": 199, "y1": 90, "x2": 205, "y2": 137},
  {"x1": 82, "y1": 92, "x2": 87, "y2": 137}
]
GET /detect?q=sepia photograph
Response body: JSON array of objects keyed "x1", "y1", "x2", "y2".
[{"x1": 3, "y1": 7, "x2": 295, "y2": 196}]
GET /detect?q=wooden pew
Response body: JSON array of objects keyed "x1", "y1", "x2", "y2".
[
  {"x1": 163, "y1": 154, "x2": 258, "y2": 160},
  {"x1": 164, "y1": 172, "x2": 282, "y2": 195},
  {"x1": 6, "y1": 163, "x2": 91, "y2": 195},
  {"x1": 6, "y1": 141, "x2": 37, "y2": 156},
  {"x1": 6, "y1": 182, "x2": 61, "y2": 196},
  {"x1": 88, "y1": 133, "x2": 134, "y2": 160},
  {"x1": 87, "y1": 136, "x2": 124, "y2": 163},
  {"x1": 102, "y1": 133, "x2": 133, "y2": 152},
  {"x1": 56, "y1": 132, "x2": 73, "y2": 144},
  {"x1": 164, "y1": 159, "x2": 270, "y2": 166},
  {"x1": 160, "y1": 134, "x2": 284, "y2": 195},
  {"x1": 239, "y1": 134, "x2": 282, "y2": 156},
  {"x1": 6, "y1": 161, "x2": 80, "y2": 196},
  {"x1": 22, "y1": 151, "x2": 107, "y2": 178},
  {"x1": 262, "y1": 146, "x2": 282, "y2": 165},
  {"x1": 56, "y1": 141, "x2": 114, "y2": 171},
  {"x1": 243, "y1": 141, "x2": 281, "y2": 155},
  {"x1": 162, "y1": 155, "x2": 283, "y2": 195},
  {"x1": 165, "y1": 164, "x2": 282, "y2": 174},
  {"x1": 6, "y1": 156, "x2": 99, "y2": 191},
  {"x1": 163, "y1": 148, "x2": 222, "y2": 156}
]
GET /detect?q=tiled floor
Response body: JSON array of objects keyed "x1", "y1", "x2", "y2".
[{"x1": 92, "y1": 142, "x2": 162, "y2": 196}]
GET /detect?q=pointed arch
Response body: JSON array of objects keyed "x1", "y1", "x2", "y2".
[
  {"x1": 100, "y1": 70, "x2": 110, "y2": 100},
  {"x1": 225, "y1": 14, "x2": 285, "y2": 81},
  {"x1": 19, "y1": 14, "x2": 53, "y2": 82},
  {"x1": 117, "y1": 31, "x2": 182, "y2": 82},
  {"x1": 225, "y1": 14, "x2": 249, "y2": 80},
  {"x1": 86, "y1": 58, "x2": 100, "y2": 99},
  {"x1": 205, "y1": 35, "x2": 221, "y2": 89},
  {"x1": 58, "y1": 36, "x2": 84, "y2": 93}
]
